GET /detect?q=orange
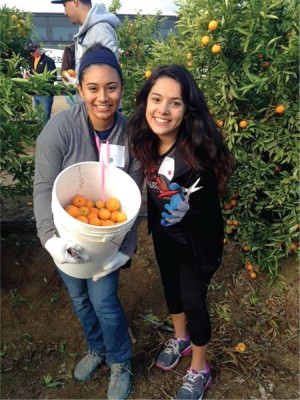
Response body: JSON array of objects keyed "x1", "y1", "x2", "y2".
[
  {"x1": 67, "y1": 69, "x2": 77, "y2": 77},
  {"x1": 239, "y1": 120, "x2": 247, "y2": 128},
  {"x1": 201, "y1": 35, "x2": 210, "y2": 45},
  {"x1": 72, "y1": 195, "x2": 86, "y2": 207},
  {"x1": 289, "y1": 243, "x2": 297, "y2": 252},
  {"x1": 242, "y1": 244, "x2": 249, "y2": 252},
  {"x1": 102, "y1": 219, "x2": 115, "y2": 226},
  {"x1": 275, "y1": 104, "x2": 285, "y2": 114},
  {"x1": 76, "y1": 215, "x2": 88, "y2": 224},
  {"x1": 116, "y1": 212, "x2": 127, "y2": 223},
  {"x1": 216, "y1": 119, "x2": 224, "y2": 128},
  {"x1": 187, "y1": 61, "x2": 193, "y2": 68},
  {"x1": 61, "y1": 70, "x2": 68, "y2": 80},
  {"x1": 144, "y1": 70, "x2": 152, "y2": 79},
  {"x1": 66, "y1": 205, "x2": 80, "y2": 218},
  {"x1": 88, "y1": 216, "x2": 102, "y2": 226},
  {"x1": 226, "y1": 219, "x2": 232, "y2": 226},
  {"x1": 106, "y1": 197, "x2": 120, "y2": 212},
  {"x1": 232, "y1": 220, "x2": 239, "y2": 226},
  {"x1": 98, "y1": 208, "x2": 111, "y2": 220},
  {"x1": 262, "y1": 61, "x2": 270, "y2": 69},
  {"x1": 235, "y1": 343, "x2": 246, "y2": 353},
  {"x1": 186, "y1": 52, "x2": 192, "y2": 60},
  {"x1": 212, "y1": 44, "x2": 222, "y2": 54},
  {"x1": 208, "y1": 20, "x2": 218, "y2": 31},
  {"x1": 95, "y1": 200, "x2": 105, "y2": 210},
  {"x1": 85, "y1": 199, "x2": 95, "y2": 208},
  {"x1": 89, "y1": 207, "x2": 99, "y2": 215},
  {"x1": 249, "y1": 271, "x2": 257, "y2": 279},
  {"x1": 245, "y1": 263, "x2": 253, "y2": 271},
  {"x1": 79, "y1": 206, "x2": 90, "y2": 216},
  {"x1": 110, "y1": 211, "x2": 119, "y2": 222},
  {"x1": 230, "y1": 199, "x2": 237, "y2": 206}
]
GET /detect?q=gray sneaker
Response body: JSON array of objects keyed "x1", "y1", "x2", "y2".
[
  {"x1": 175, "y1": 366, "x2": 212, "y2": 400},
  {"x1": 107, "y1": 361, "x2": 132, "y2": 400},
  {"x1": 156, "y1": 338, "x2": 192, "y2": 371},
  {"x1": 74, "y1": 352, "x2": 105, "y2": 381}
]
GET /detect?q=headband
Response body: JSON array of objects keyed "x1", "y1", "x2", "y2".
[{"x1": 78, "y1": 49, "x2": 123, "y2": 84}]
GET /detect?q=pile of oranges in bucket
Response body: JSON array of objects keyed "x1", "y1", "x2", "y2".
[{"x1": 65, "y1": 195, "x2": 127, "y2": 226}]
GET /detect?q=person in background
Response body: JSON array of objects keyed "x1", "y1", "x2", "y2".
[
  {"x1": 61, "y1": 43, "x2": 76, "y2": 106},
  {"x1": 51, "y1": 0, "x2": 120, "y2": 82},
  {"x1": 127, "y1": 64, "x2": 234, "y2": 400},
  {"x1": 24, "y1": 38, "x2": 57, "y2": 124},
  {"x1": 33, "y1": 44, "x2": 143, "y2": 400}
]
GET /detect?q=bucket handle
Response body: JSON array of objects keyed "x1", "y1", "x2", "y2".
[{"x1": 95, "y1": 136, "x2": 110, "y2": 202}]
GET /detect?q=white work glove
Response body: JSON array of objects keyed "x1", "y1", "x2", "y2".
[
  {"x1": 45, "y1": 236, "x2": 90, "y2": 264},
  {"x1": 62, "y1": 71, "x2": 78, "y2": 86},
  {"x1": 92, "y1": 252, "x2": 130, "y2": 282}
]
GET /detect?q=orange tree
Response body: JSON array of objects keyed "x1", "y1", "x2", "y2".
[
  {"x1": 144, "y1": 0, "x2": 299, "y2": 279},
  {"x1": 116, "y1": 12, "x2": 165, "y2": 116},
  {"x1": 0, "y1": 6, "x2": 65, "y2": 197}
]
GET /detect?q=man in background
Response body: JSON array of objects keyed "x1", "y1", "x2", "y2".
[
  {"x1": 25, "y1": 38, "x2": 57, "y2": 124},
  {"x1": 51, "y1": 0, "x2": 120, "y2": 76}
]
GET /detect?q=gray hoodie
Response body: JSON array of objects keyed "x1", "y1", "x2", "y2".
[{"x1": 74, "y1": 3, "x2": 120, "y2": 72}]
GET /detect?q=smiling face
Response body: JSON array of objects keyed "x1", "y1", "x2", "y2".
[
  {"x1": 78, "y1": 64, "x2": 122, "y2": 131},
  {"x1": 146, "y1": 76, "x2": 186, "y2": 146}
]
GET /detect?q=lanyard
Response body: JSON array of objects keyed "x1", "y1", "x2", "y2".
[{"x1": 95, "y1": 135, "x2": 110, "y2": 202}]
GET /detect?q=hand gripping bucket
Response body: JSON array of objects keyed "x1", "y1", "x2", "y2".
[{"x1": 51, "y1": 161, "x2": 141, "y2": 279}]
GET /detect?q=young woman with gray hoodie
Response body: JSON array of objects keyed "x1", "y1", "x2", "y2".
[{"x1": 33, "y1": 44, "x2": 143, "y2": 400}]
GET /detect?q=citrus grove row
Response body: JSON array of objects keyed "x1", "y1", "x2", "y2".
[{"x1": 1, "y1": 0, "x2": 299, "y2": 281}]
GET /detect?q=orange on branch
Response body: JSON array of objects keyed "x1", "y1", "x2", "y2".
[{"x1": 208, "y1": 20, "x2": 218, "y2": 31}]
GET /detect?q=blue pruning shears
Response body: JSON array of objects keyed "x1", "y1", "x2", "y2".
[{"x1": 158, "y1": 177, "x2": 203, "y2": 201}]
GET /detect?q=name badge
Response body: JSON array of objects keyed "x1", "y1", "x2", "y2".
[
  {"x1": 158, "y1": 156, "x2": 175, "y2": 181},
  {"x1": 102, "y1": 143, "x2": 125, "y2": 167}
]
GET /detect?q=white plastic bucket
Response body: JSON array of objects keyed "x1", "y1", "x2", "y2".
[{"x1": 51, "y1": 161, "x2": 142, "y2": 279}]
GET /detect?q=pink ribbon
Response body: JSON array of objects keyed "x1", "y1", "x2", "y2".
[{"x1": 95, "y1": 136, "x2": 110, "y2": 202}]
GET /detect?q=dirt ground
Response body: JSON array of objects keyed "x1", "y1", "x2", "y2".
[
  {"x1": 1, "y1": 97, "x2": 299, "y2": 399},
  {"x1": 1, "y1": 195, "x2": 299, "y2": 400}
]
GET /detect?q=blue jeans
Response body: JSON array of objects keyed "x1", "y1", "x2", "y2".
[
  {"x1": 58, "y1": 268, "x2": 131, "y2": 365},
  {"x1": 33, "y1": 95, "x2": 54, "y2": 123}
]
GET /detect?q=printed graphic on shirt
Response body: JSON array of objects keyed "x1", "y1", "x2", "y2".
[
  {"x1": 146, "y1": 149, "x2": 177, "y2": 201},
  {"x1": 146, "y1": 165, "x2": 169, "y2": 198}
]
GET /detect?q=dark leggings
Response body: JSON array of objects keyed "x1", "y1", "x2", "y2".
[{"x1": 152, "y1": 230, "x2": 219, "y2": 347}]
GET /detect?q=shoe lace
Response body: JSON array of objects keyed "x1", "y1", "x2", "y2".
[
  {"x1": 163, "y1": 339, "x2": 180, "y2": 355},
  {"x1": 110, "y1": 363, "x2": 132, "y2": 388},
  {"x1": 87, "y1": 351, "x2": 103, "y2": 365},
  {"x1": 181, "y1": 370, "x2": 204, "y2": 394}
]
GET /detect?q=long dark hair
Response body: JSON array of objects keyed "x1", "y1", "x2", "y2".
[
  {"x1": 62, "y1": 44, "x2": 75, "y2": 71},
  {"x1": 127, "y1": 64, "x2": 234, "y2": 194}
]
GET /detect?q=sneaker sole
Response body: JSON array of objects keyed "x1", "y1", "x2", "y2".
[
  {"x1": 74, "y1": 369, "x2": 97, "y2": 381},
  {"x1": 156, "y1": 344, "x2": 192, "y2": 371},
  {"x1": 108, "y1": 383, "x2": 131, "y2": 400},
  {"x1": 204, "y1": 376, "x2": 212, "y2": 391},
  {"x1": 74, "y1": 361, "x2": 104, "y2": 381}
]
